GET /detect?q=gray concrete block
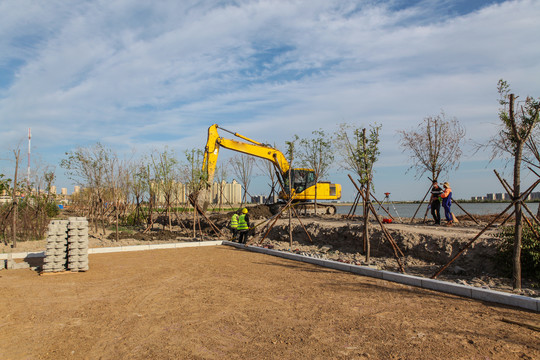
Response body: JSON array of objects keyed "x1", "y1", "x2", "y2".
[
  {"x1": 470, "y1": 287, "x2": 539, "y2": 312},
  {"x1": 381, "y1": 271, "x2": 424, "y2": 287},
  {"x1": 349, "y1": 265, "x2": 384, "y2": 279},
  {"x1": 300, "y1": 256, "x2": 326, "y2": 267},
  {"x1": 421, "y1": 278, "x2": 473, "y2": 298},
  {"x1": 323, "y1": 260, "x2": 352, "y2": 272},
  {"x1": 277, "y1": 252, "x2": 304, "y2": 262},
  {"x1": 249, "y1": 247, "x2": 271, "y2": 255}
]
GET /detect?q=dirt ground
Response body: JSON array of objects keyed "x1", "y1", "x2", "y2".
[
  {"x1": 1, "y1": 211, "x2": 538, "y2": 296},
  {"x1": 1, "y1": 246, "x2": 539, "y2": 360}
]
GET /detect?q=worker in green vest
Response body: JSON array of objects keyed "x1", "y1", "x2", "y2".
[
  {"x1": 237, "y1": 207, "x2": 250, "y2": 245},
  {"x1": 229, "y1": 212, "x2": 239, "y2": 242}
]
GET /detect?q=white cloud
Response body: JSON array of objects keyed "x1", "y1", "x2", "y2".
[{"x1": 0, "y1": 0, "x2": 539, "y2": 199}]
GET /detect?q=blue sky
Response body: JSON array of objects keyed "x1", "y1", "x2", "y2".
[{"x1": 1, "y1": 0, "x2": 539, "y2": 201}]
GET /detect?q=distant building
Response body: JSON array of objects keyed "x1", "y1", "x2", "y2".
[
  {"x1": 530, "y1": 192, "x2": 540, "y2": 200},
  {"x1": 251, "y1": 194, "x2": 279, "y2": 204}
]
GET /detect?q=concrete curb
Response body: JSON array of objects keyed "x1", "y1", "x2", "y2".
[
  {"x1": 0, "y1": 240, "x2": 224, "y2": 259},
  {"x1": 2, "y1": 241, "x2": 538, "y2": 312},
  {"x1": 224, "y1": 241, "x2": 540, "y2": 312}
]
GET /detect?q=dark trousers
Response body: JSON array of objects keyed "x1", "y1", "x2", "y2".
[
  {"x1": 431, "y1": 201, "x2": 441, "y2": 224},
  {"x1": 230, "y1": 227, "x2": 238, "y2": 241},
  {"x1": 238, "y1": 230, "x2": 249, "y2": 244}
]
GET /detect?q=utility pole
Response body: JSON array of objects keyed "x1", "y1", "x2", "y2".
[{"x1": 27, "y1": 128, "x2": 31, "y2": 188}]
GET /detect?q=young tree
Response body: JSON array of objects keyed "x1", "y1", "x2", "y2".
[
  {"x1": 230, "y1": 153, "x2": 255, "y2": 206},
  {"x1": 298, "y1": 129, "x2": 334, "y2": 214},
  {"x1": 129, "y1": 159, "x2": 150, "y2": 226},
  {"x1": 256, "y1": 157, "x2": 278, "y2": 204},
  {"x1": 335, "y1": 123, "x2": 381, "y2": 261},
  {"x1": 61, "y1": 143, "x2": 113, "y2": 234},
  {"x1": 285, "y1": 135, "x2": 299, "y2": 248},
  {"x1": 183, "y1": 148, "x2": 206, "y2": 237},
  {"x1": 398, "y1": 111, "x2": 465, "y2": 181},
  {"x1": 486, "y1": 79, "x2": 540, "y2": 290},
  {"x1": 12, "y1": 149, "x2": 20, "y2": 247},
  {"x1": 214, "y1": 164, "x2": 229, "y2": 211},
  {"x1": 104, "y1": 149, "x2": 121, "y2": 241},
  {"x1": 150, "y1": 148, "x2": 179, "y2": 230}
]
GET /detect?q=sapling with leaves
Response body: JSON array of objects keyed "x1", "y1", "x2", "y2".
[
  {"x1": 485, "y1": 79, "x2": 540, "y2": 290},
  {"x1": 298, "y1": 129, "x2": 334, "y2": 214},
  {"x1": 335, "y1": 123, "x2": 381, "y2": 261}
]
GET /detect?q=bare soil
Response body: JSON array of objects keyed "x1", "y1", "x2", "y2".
[
  {"x1": 1, "y1": 210, "x2": 538, "y2": 296},
  {"x1": 1, "y1": 246, "x2": 539, "y2": 359}
]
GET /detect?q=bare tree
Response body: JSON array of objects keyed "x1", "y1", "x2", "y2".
[
  {"x1": 230, "y1": 154, "x2": 255, "y2": 206},
  {"x1": 285, "y1": 135, "x2": 299, "y2": 248},
  {"x1": 184, "y1": 148, "x2": 206, "y2": 237},
  {"x1": 256, "y1": 157, "x2": 278, "y2": 204},
  {"x1": 335, "y1": 123, "x2": 381, "y2": 261},
  {"x1": 398, "y1": 111, "x2": 465, "y2": 181},
  {"x1": 485, "y1": 79, "x2": 540, "y2": 290},
  {"x1": 150, "y1": 148, "x2": 179, "y2": 230},
  {"x1": 12, "y1": 149, "x2": 20, "y2": 247},
  {"x1": 214, "y1": 164, "x2": 229, "y2": 211},
  {"x1": 129, "y1": 158, "x2": 149, "y2": 226},
  {"x1": 61, "y1": 143, "x2": 112, "y2": 235},
  {"x1": 298, "y1": 129, "x2": 334, "y2": 214}
]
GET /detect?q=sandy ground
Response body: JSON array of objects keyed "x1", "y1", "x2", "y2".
[
  {"x1": 1, "y1": 246, "x2": 539, "y2": 360},
  {"x1": 1, "y1": 213, "x2": 538, "y2": 296}
]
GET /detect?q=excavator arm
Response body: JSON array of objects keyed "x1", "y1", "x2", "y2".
[
  {"x1": 203, "y1": 124, "x2": 289, "y2": 186},
  {"x1": 201, "y1": 124, "x2": 341, "y2": 203}
]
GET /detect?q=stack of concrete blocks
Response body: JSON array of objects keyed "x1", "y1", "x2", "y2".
[
  {"x1": 42, "y1": 217, "x2": 89, "y2": 273},
  {"x1": 42, "y1": 220, "x2": 69, "y2": 273},
  {"x1": 67, "y1": 217, "x2": 89, "y2": 272}
]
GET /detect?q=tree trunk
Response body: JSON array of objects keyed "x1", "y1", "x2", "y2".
[
  {"x1": 314, "y1": 180, "x2": 318, "y2": 215},
  {"x1": 288, "y1": 169, "x2": 293, "y2": 248},
  {"x1": 513, "y1": 144, "x2": 523, "y2": 290},
  {"x1": 193, "y1": 203, "x2": 197, "y2": 238},
  {"x1": 12, "y1": 150, "x2": 20, "y2": 248},
  {"x1": 363, "y1": 183, "x2": 370, "y2": 262}
]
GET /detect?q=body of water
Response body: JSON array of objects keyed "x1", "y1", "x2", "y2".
[{"x1": 335, "y1": 202, "x2": 539, "y2": 219}]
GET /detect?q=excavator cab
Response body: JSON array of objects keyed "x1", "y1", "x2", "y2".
[{"x1": 283, "y1": 168, "x2": 317, "y2": 195}]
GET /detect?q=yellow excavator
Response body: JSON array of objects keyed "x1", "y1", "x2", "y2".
[{"x1": 199, "y1": 124, "x2": 341, "y2": 213}]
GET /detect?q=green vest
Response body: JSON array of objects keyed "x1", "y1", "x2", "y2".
[
  {"x1": 230, "y1": 214, "x2": 239, "y2": 229},
  {"x1": 237, "y1": 214, "x2": 249, "y2": 230}
]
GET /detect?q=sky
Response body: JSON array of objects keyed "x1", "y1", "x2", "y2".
[{"x1": 1, "y1": 0, "x2": 540, "y2": 201}]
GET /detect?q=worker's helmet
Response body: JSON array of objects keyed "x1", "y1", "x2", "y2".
[{"x1": 242, "y1": 208, "x2": 248, "y2": 214}]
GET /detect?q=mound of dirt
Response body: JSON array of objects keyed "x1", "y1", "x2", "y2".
[{"x1": 248, "y1": 216, "x2": 538, "y2": 296}]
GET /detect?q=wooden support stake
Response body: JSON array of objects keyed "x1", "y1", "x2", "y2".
[
  {"x1": 348, "y1": 174, "x2": 405, "y2": 273},
  {"x1": 290, "y1": 205, "x2": 314, "y2": 243},
  {"x1": 452, "y1": 199, "x2": 479, "y2": 224},
  {"x1": 432, "y1": 178, "x2": 540, "y2": 279},
  {"x1": 257, "y1": 197, "x2": 296, "y2": 244},
  {"x1": 371, "y1": 193, "x2": 394, "y2": 220},
  {"x1": 411, "y1": 185, "x2": 432, "y2": 221}
]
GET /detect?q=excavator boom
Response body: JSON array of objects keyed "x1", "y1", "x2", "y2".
[{"x1": 201, "y1": 124, "x2": 341, "y2": 203}]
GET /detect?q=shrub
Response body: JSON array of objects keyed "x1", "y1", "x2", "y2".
[{"x1": 496, "y1": 225, "x2": 540, "y2": 283}]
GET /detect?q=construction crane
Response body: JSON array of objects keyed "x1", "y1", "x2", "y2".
[{"x1": 198, "y1": 124, "x2": 341, "y2": 213}]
